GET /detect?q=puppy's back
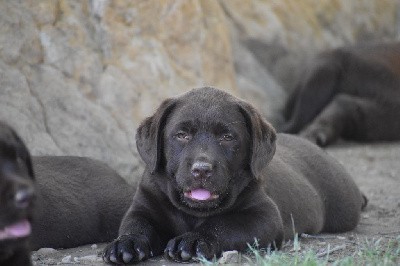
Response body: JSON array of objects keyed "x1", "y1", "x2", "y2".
[{"x1": 31, "y1": 156, "x2": 134, "y2": 249}]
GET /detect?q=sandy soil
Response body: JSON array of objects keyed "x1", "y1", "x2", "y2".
[{"x1": 31, "y1": 141, "x2": 400, "y2": 265}]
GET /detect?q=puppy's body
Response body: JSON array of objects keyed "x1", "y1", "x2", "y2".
[
  {"x1": 282, "y1": 42, "x2": 400, "y2": 146},
  {"x1": 265, "y1": 135, "x2": 362, "y2": 237},
  {"x1": 0, "y1": 122, "x2": 133, "y2": 265},
  {"x1": 103, "y1": 87, "x2": 364, "y2": 264},
  {"x1": 31, "y1": 156, "x2": 134, "y2": 250}
]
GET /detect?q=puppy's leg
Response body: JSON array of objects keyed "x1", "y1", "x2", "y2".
[
  {"x1": 165, "y1": 196, "x2": 284, "y2": 262},
  {"x1": 103, "y1": 211, "x2": 164, "y2": 265},
  {"x1": 4, "y1": 248, "x2": 32, "y2": 266},
  {"x1": 299, "y1": 94, "x2": 379, "y2": 146},
  {"x1": 283, "y1": 85, "x2": 300, "y2": 121},
  {"x1": 281, "y1": 53, "x2": 341, "y2": 133}
]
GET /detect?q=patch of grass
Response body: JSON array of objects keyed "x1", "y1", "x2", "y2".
[
  {"x1": 339, "y1": 236, "x2": 400, "y2": 266},
  {"x1": 244, "y1": 237, "x2": 326, "y2": 266},
  {"x1": 199, "y1": 235, "x2": 400, "y2": 266}
]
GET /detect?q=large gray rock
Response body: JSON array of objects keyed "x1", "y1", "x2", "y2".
[{"x1": 0, "y1": 0, "x2": 238, "y2": 183}]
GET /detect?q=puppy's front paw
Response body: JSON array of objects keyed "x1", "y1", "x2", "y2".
[
  {"x1": 103, "y1": 234, "x2": 153, "y2": 265},
  {"x1": 164, "y1": 232, "x2": 219, "y2": 262}
]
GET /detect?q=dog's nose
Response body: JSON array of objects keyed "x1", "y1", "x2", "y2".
[
  {"x1": 191, "y1": 162, "x2": 213, "y2": 178},
  {"x1": 14, "y1": 188, "x2": 34, "y2": 209}
]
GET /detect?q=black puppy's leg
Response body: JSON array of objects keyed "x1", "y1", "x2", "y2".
[
  {"x1": 300, "y1": 94, "x2": 377, "y2": 146},
  {"x1": 165, "y1": 197, "x2": 284, "y2": 262},
  {"x1": 4, "y1": 248, "x2": 32, "y2": 266},
  {"x1": 103, "y1": 211, "x2": 163, "y2": 265},
  {"x1": 281, "y1": 53, "x2": 341, "y2": 133},
  {"x1": 283, "y1": 85, "x2": 300, "y2": 121}
]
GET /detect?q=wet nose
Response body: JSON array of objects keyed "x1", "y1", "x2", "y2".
[
  {"x1": 191, "y1": 161, "x2": 213, "y2": 178},
  {"x1": 14, "y1": 188, "x2": 34, "y2": 209}
]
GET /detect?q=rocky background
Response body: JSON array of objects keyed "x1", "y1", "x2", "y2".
[{"x1": 1, "y1": 0, "x2": 399, "y2": 185}]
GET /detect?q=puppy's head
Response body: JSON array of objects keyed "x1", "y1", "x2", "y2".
[
  {"x1": 136, "y1": 87, "x2": 276, "y2": 217},
  {"x1": 0, "y1": 122, "x2": 35, "y2": 249}
]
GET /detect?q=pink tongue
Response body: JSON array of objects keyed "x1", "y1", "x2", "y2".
[
  {"x1": 190, "y1": 189, "x2": 211, "y2": 201},
  {"x1": 3, "y1": 220, "x2": 31, "y2": 239}
]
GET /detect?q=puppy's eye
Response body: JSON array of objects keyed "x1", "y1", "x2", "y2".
[
  {"x1": 220, "y1": 134, "x2": 234, "y2": 142},
  {"x1": 175, "y1": 131, "x2": 192, "y2": 141}
]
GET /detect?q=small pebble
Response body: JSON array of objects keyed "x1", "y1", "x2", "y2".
[
  {"x1": 218, "y1": 250, "x2": 239, "y2": 264},
  {"x1": 61, "y1": 255, "x2": 72, "y2": 263},
  {"x1": 337, "y1": 236, "x2": 346, "y2": 240},
  {"x1": 91, "y1": 244, "x2": 98, "y2": 250},
  {"x1": 79, "y1": 255, "x2": 103, "y2": 263},
  {"x1": 35, "y1": 248, "x2": 58, "y2": 255}
]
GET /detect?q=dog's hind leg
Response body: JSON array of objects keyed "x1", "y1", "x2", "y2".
[
  {"x1": 280, "y1": 52, "x2": 342, "y2": 133},
  {"x1": 299, "y1": 94, "x2": 383, "y2": 146}
]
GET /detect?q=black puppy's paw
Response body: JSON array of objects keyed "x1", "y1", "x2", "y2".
[
  {"x1": 300, "y1": 126, "x2": 334, "y2": 147},
  {"x1": 103, "y1": 234, "x2": 153, "y2": 265},
  {"x1": 164, "y1": 232, "x2": 219, "y2": 262}
]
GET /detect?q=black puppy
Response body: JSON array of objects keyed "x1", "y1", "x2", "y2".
[
  {"x1": 0, "y1": 122, "x2": 35, "y2": 265},
  {"x1": 31, "y1": 155, "x2": 134, "y2": 250},
  {"x1": 103, "y1": 87, "x2": 366, "y2": 264},
  {"x1": 281, "y1": 42, "x2": 400, "y2": 146},
  {"x1": 0, "y1": 122, "x2": 134, "y2": 265}
]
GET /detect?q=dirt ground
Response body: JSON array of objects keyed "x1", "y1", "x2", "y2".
[{"x1": 31, "y1": 141, "x2": 400, "y2": 265}]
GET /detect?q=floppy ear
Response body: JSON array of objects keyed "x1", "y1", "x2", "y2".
[
  {"x1": 238, "y1": 101, "x2": 276, "y2": 179},
  {"x1": 136, "y1": 98, "x2": 177, "y2": 174}
]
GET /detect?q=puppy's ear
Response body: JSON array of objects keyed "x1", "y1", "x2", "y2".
[
  {"x1": 136, "y1": 98, "x2": 177, "y2": 174},
  {"x1": 238, "y1": 101, "x2": 276, "y2": 179}
]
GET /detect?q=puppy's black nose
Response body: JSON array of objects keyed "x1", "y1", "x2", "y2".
[
  {"x1": 14, "y1": 188, "x2": 34, "y2": 209},
  {"x1": 191, "y1": 162, "x2": 213, "y2": 178}
]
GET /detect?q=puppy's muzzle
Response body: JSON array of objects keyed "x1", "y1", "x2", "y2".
[{"x1": 191, "y1": 162, "x2": 213, "y2": 179}]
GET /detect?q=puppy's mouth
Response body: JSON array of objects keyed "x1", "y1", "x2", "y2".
[
  {"x1": 183, "y1": 188, "x2": 220, "y2": 202},
  {"x1": 0, "y1": 219, "x2": 31, "y2": 241}
]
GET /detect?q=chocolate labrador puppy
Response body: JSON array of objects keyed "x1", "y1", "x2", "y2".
[
  {"x1": 31, "y1": 155, "x2": 134, "y2": 250},
  {"x1": 281, "y1": 42, "x2": 400, "y2": 146},
  {"x1": 0, "y1": 121, "x2": 134, "y2": 266},
  {"x1": 103, "y1": 87, "x2": 366, "y2": 264},
  {"x1": 0, "y1": 122, "x2": 34, "y2": 265}
]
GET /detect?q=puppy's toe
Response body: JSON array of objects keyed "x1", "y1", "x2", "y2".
[
  {"x1": 103, "y1": 242, "x2": 117, "y2": 263},
  {"x1": 315, "y1": 132, "x2": 328, "y2": 146},
  {"x1": 195, "y1": 239, "x2": 214, "y2": 260},
  {"x1": 179, "y1": 250, "x2": 192, "y2": 261},
  {"x1": 122, "y1": 251, "x2": 133, "y2": 263},
  {"x1": 165, "y1": 237, "x2": 179, "y2": 259}
]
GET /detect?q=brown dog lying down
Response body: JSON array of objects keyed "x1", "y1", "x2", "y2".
[
  {"x1": 103, "y1": 87, "x2": 366, "y2": 264},
  {"x1": 281, "y1": 42, "x2": 400, "y2": 146},
  {"x1": 0, "y1": 121, "x2": 133, "y2": 266}
]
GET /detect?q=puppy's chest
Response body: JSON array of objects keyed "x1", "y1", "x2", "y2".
[{"x1": 170, "y1": 212, "x2": 205, "y2": 234}]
